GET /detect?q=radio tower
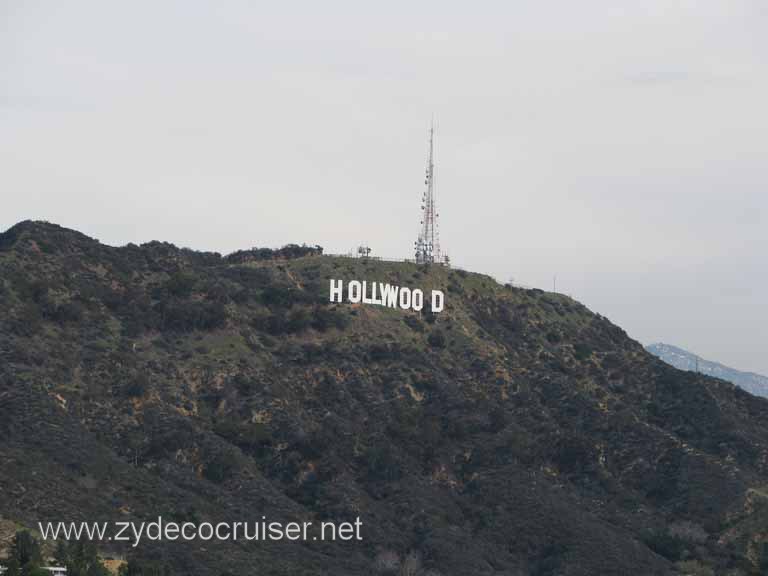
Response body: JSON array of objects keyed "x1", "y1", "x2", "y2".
[{"x1": 414, "y1": 123, "x2": 443, "y2": 264}]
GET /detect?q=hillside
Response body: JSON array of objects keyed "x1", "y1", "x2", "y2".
[
  {"x1": 1, "y1": 221, "x2": 768, "y2": 575},
  {"x1": 647, "y1": 343, "x2": 768, "y2": 400}
]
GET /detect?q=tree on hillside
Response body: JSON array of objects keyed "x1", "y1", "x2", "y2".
[
  {"x1": 1, "y1": 558, "x2": 20, "y2": 576},
  {"x1": 9, "y1": 531, "x2": 42, "y2": 569},
  {"x1": 118, "y1": 559, "x2": 173, "y2": 576},
  {"x1": 53, "y1": 539, "x2": 110, "y2": 576}
]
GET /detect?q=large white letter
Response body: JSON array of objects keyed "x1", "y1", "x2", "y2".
[
  {"x1": 371, "y1": 281, "x2": 382, "y2": 305},
  {"x1": 348, "y1": 280, "x2": 362, "y2": 303},
  {"x1": 399, "y1": 287, "x2": 412, "y2": 310},
  {"x1": 431, "y1": 290, "x2": 445, "y2": 313},
  {"x1": 362, "y1": 281, "x2": 374, "y2": 305},
  {"x1": 412, "y1": 289, "x2": 424, "y2": 311},
  {"x1": 329, "y1": 279, "x2": 344, "y2": 303},
  {"x1": 380, "y1": 283, "x2": 398, "y2": 308}
]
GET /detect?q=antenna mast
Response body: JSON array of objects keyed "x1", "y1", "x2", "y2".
[{"x1": 415, "y1": 122, "x2": 443, "y2": 264}]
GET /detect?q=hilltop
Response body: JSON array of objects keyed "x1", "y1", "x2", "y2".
[
  {"x1": 1, "y1": 221, "x2": 768, "y2": 575},
  {"x1": 648, "y1": 343, "x2": 768, "y2": 399}
]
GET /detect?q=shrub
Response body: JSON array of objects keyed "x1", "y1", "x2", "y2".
[
  {"x1": 427, "y1": 330, "x2": 446, "y2": 349},
  {"x1": 260, "y1": 285, "x2": 310, "y2": 309},
  {"x1": 55, "y1": 539, "x2": 110, "y2": 576},
  {"x1": 215, "y1": 419, "x2": 271, "y2": 452},
  {"x1": 238, "y1": 423, "x2": 271, "y2": 450},
  {"x1": 42, "y1": 299, "x2": 86, "y2": 325},
  {"x1": 203, "y1": 450, "x2": 240, "y2": 484},
  {"x1": 262, "y1": 310, "x2": 287, "y2": 335},
  {"x1": 311, "y1": 306, "x2": 349, "y2": 332},
  {"x1": 362, "y1": 443, "x2": 402, "y2": 483},
  {"x1": 231, "y1": 373, "x2": 256, "y2": 395},
  {"x1": 9, "y1": 531, "x2": 41, "y2": 567},
  {"x1": 674, "y1": 560, "x2": 714, "y2": 576},
  {"x1": 403, "y1": 315, "x2": 424, "y2": 332},
  {"x1": 225, "y1": 244, "x2": 322, "y2": 264},
  {"x1": 155, "y1": 301, "x2": 226, "y2": 332},
  {"x1": 124, "y1": 373, "x2": 149, "y2": 398},
  {"x1": 573, "y1": 342, "x2": 592, "y2": 361},
  {"x1": 489, "y1": 405, "x2": 507, "y2": 433},
  {"x1": 287, "y1": 307, "x2": 312, "y2": 333},
  {"x1": 545, "y1": 330, "x2": 561, "y2": 344},
  {"x1": 643, "y1": 529, "x2": 686, "y2": 562},
  {"x1": 553, "y1": 435, "x2": 591, "y2": 474},
  {"x1": 10, "y1": 304, "x2": 42, "y2": 336},
  {"x1": 118, "y1": 559, "x2": 173, "y2": 576},
  {"x1": 164, "y1": 272, "x2": 196, "y2": 298},
  {"x1": 751, "y1": 541, "x2": 768, "y2": 574}
]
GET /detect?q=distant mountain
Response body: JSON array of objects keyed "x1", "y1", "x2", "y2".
[{"x1": 647, "y1": 343, "x2": 768, "y2": 399}]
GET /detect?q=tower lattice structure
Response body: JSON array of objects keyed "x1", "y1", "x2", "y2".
[{"x1": 414, "y1": 124, "x2": 444, "y2": 264}]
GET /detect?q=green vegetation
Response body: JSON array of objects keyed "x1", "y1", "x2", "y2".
[
  {"x1": 202, "y1": 449, "x2": 241, "y2": 484},
  {"x1": 426, "y1": 330, "x2": 446, "y2": 349},
  {"x1": 2, "y1": 531, "x2": 42, "y2": 575},
  {"x1": 118, "y1": 559, "x2": 173, "y2": 576},
  {"x1": 0, "y1": 531, "x2": 113, "y2": 576},
  {"x1": 643, "y1": 529, "x2": 686, "y2": 562},
  {"x1": 52, "y1": 539, "x2": 110, "y2": 576},
  {"x1": 1, "y1": 221, "x2": 767, "y2": 575}
]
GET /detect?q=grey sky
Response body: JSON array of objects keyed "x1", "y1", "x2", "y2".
[{"x1": 2, "y1": 1, "x2": 766, "y2": 373}]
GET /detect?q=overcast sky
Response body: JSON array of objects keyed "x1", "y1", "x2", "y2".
[{"x1": 2, "y1": 1, "x2": 766, "y2": 373}]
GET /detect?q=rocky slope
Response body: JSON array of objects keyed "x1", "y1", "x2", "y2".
[
  {"x1": 647, "y1": 343, "x2": 768, "y2": 399},
  {"x1": 1, "y1": 221, "x2": 767, "y2": 575}
]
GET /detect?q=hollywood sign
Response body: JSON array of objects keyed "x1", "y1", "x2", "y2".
[{"x1": 329, "y1": 280, "x2": 445, "y2": 313}]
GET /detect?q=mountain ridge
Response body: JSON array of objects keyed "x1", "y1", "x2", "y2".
[
  {"x1": 1, "y1": 221, "x2": 767, "y2": 575},
  {"x1": 647, "y1": 342, "x2": 768, "y2": 399}
]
